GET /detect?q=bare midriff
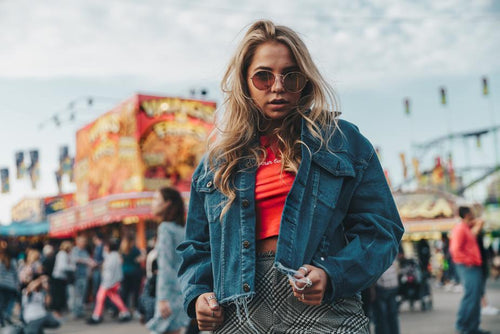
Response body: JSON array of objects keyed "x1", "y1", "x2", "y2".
[{"x1": 256, "y1": 236, "x2": 278, "y2": 253}]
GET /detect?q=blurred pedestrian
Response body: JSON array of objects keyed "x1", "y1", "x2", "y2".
[
  {"x1": 22, "y1": 274, "x2": 60, "y2": 334},
  {"x1": 177, "y1": 20, "x2": 404, "y2": 333},
  {"x1": 0, "y1": 239, "x2": 19, "y2": 327},
  {"x1": 139, "y1": 235, "x2": 157, "y2": 323},
  {"x1": 147, "y1": 187, "x2": 190, "y2": 334},
  {"x1": 71, "y1": 235, "x2": 96, "y2": 319},
  {"x1": 50, "y1": 241, "x2": 73, "y2": 318},
  {"x1": 91, "y1": 233, "x2": 104, "y2": 300},
  {"x1": 41, "y1": 244, "x2": 55, "y2": 277},
  {"x1": 87, "y1": 239, "x2": 131, "y2": 324},
  {"x1": 119, "y1": 235, "x2": 144, "y2": 313},
  {"x1": 18, "y1": 249, "x2": 43, "y2": 290},
  {"x1": 477, "y1": 230, "x2": 499, "y2": 316},
  {"x1": 450, "y1": 206, "x2": 490, "y2": 334},
  {"x1": 372, "y1": 259, "x2": 400, "y2": 334}
]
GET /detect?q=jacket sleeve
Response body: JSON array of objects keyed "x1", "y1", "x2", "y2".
[
  {"x1": 313, "y1": 149, "x2": 404, "y2": 303},
  {"x1": 156, "y1": 223, "x2": 180, "y2": 301},
  {"x1": 177, "y1": 169, "x2": 213, "y2": 318}
]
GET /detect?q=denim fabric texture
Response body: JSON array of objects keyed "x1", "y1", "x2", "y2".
[
  {"x1": 177, "y1": 118, "x2": 404, "y2": 318},
  {"x1": 373, "y1": 286, "x2": 400, "y2": 334},
  {"x1": 72, "y1": 276, "x2": 88, "y2": 318},
  {"x1": 147, "y1": 222, "x2": 190, "y2": 332},
  {"x1": 455, "y1": 264, "x2": 482, "y2": 333}
]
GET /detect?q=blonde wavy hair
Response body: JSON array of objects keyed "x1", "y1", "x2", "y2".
[{"x1": 208, "y1": 20, "x2": 339, "y2": 217}]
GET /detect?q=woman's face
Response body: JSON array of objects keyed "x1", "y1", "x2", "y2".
[
  {"x1": 151, "y1": 191, "x2": 165, "y2": 218},
  {"x1": 247, "y1": 41, "x2": 302, "y2": 130}
]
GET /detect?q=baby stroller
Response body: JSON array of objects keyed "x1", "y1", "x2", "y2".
[{"x1": 397, "y1": 258, "x2": 433, "y2": 311}]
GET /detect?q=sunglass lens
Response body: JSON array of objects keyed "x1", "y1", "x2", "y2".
[
  {"x1": 284, "y1": 73, "x2": 307, "y2": 93},
  {"x1": 252, "y1": 71, "x2": 274, "y2": 90}
]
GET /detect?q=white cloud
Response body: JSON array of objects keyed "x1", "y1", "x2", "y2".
[{"x1": 0, "y1": 0, "x2": 497, "y2": 89}]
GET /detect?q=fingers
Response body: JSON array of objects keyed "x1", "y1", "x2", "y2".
[
  {"x1": 291, "y1": 265, "x2": 328, "y2": 305},
  {"x1": 195, "y1": 292, "x2": 224, "y2": 331}
]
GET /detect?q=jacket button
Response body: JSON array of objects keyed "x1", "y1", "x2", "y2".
[
  {"x1": 242, "y1": 199, "x2": 250, "y2": 208},
  {"x1": 243, "y1": 240, "x2": 250, "y2": 248},
  {"x1": 243, "y1": 283, "x2": 250, "y2": 292},
  {"x1": 206, "y1": 181, "x2": 213, "y2": 187}
]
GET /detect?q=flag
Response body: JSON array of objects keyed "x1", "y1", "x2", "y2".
[
  {"x1": 482, "y1": 77, "x2": 489, "y2": 96},
  {"x1": 15, "y1": 151, "x2": 26, "y2": 179},
  {"x1": 404, "y1": 98, "x2": 410, "y2": 115},
  {"x1": 412, "y1": 157, "x2": 421, "y2": 184},
  {"x1": 448, "y1": 153, "x2": 456, "y2": 190},
  {"x1": 55, "y1": 170, "x2": 63, "y2": 194},
  {"x1": 440, "y1": 87, "x2": 447, "y2": 105},
  {"x1": 399, "y1": 153, "x2": 408, "y2": 179},
  {"x1": 432, "y1": 157, "x2": 445, "y2": 186},
  {"x1": 69, "y1": 157, "x2": 75, "y2": 182},
  {"x1": 1, "y1": 168, "x2": 9, "y2": 193},
  {"x1": 29, "y1": 150, "x2": 40, "y2": 189}
]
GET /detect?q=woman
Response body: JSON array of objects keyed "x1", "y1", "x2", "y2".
[
  {"x1": 147, "y1": 187, "x2": 190, "y2": 334},
  {"x1": 177, "y1": 20, "x2": 404, "y2": 333},
  {"x1": 119, "y1": 235, "x2": 144, "y2": 312},
  {"x1": 50, "y1": 241, "x2": 73, "y2": 317}
]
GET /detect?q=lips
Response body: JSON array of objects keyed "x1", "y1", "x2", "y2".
[{"x1": 269, "y1": 99, "x2": 288, "y2": 105}]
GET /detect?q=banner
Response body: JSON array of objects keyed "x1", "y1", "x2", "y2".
[
  {"x1": 44, "y1": 193, "x2": 75, "y2": 216},
  {"x1": 15, "y1": 151, "x2": 26, "y2": 179},
  {"x1": 29, "y1": 150, "x2": 40, "y2": 189},
  {"x1": 11, "y1": 198, "x2": 43, "y2": 222},
  {"x1": 59, "y1": 145, "x2": 73, "y2": 175},
  {"x1": 0, "y1": 168, "x2": 9, "y2": 193}
]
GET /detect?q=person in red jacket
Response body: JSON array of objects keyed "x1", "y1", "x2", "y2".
[{"x1": 450, "y1": 206, "x2": 490, "y2": 334}]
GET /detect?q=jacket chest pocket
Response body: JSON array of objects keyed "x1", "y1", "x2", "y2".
[{"x1": 195, "y1": 178, "x2": 223, "y2": 223}]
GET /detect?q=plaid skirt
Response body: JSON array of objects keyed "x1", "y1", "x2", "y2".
[{"x1": 215, "y1": 252, "x2": 369, "y2": 334}]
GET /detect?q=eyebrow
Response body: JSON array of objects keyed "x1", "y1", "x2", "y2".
[{"x1": 253, "y1": 65, "x2": 300, "y2": 72}]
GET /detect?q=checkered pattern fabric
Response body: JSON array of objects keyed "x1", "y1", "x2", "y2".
[{"x1": 215, "y1": 254, "x2": 369, "y2": 334}]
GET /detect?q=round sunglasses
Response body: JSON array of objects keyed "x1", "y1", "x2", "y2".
[{"x1": 250, "y1": 70, "x2": 308, "y2": 93}]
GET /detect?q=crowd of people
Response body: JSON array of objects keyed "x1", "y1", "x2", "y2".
[{"x1": 0, "y1": 187, "x2": 199, "y2": 334}]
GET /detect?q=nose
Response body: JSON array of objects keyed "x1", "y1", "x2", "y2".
[{"x1": 271, "y1": 74, "x2": 285, "y2": 93}]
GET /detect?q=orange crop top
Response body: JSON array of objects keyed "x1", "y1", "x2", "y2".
[{"x1": 255, "y1": 136, "x2": 296, "y2": 240}]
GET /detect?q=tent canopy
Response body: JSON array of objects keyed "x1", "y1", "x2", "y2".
[{"x1": 0, "y1": 221, "x2": 49, "y2": 236}]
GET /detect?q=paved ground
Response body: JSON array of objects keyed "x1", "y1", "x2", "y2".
[{"x1": 37, "y1": 279, "x2": 500, "y2": 334}]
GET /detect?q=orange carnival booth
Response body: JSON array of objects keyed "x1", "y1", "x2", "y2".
[{"x1": 48, "y1": 94, "x2": 216, "y2": 249}]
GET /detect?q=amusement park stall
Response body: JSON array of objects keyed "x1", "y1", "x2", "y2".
[{"x1": 48, "y1": 94, "x2": 216, "y2": 248}]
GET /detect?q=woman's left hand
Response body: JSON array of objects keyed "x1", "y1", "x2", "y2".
[
  {"x1": 290, "y1": 264, "x2": 329, "y2": 305},
  {"x1": 159, "y1": 300, "x2": 172, "y2": 319}
]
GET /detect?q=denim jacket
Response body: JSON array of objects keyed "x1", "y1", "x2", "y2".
[{"x1": 177, "y1": 118, "x2": 404, "y2": 318}]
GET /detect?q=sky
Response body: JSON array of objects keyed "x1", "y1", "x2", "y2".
[{"x1": 0, "y1": 0, "x2": 499, "y2": 223}]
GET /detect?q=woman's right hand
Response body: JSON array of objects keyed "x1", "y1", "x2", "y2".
[{"x1": 195, "y1": 292, "x2": 224, "y2": 331}]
